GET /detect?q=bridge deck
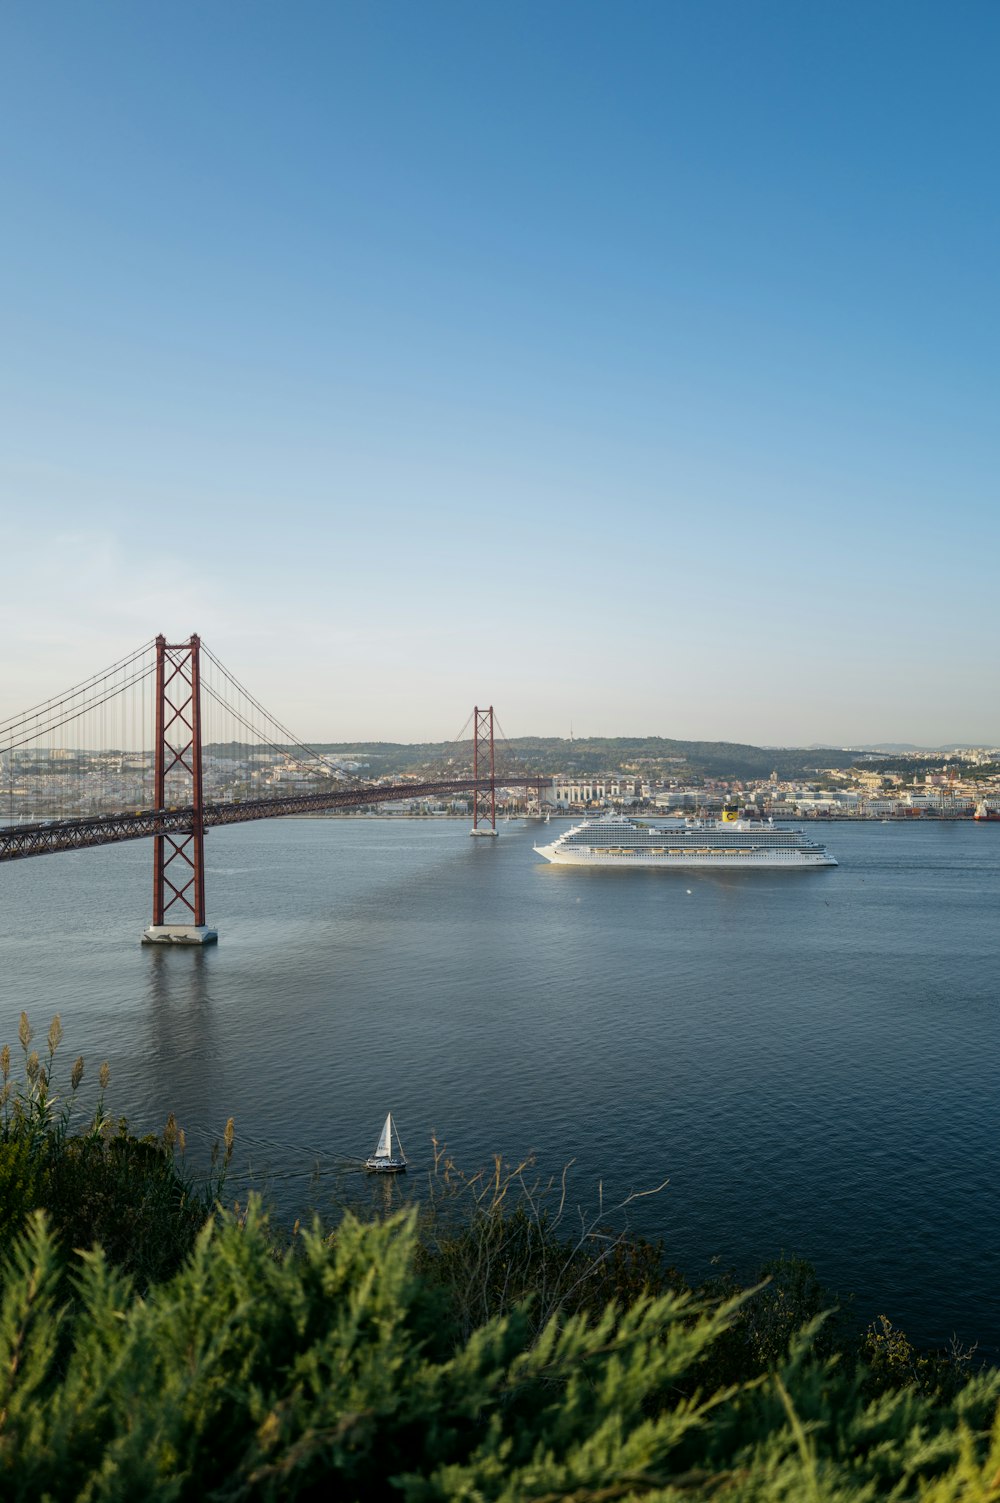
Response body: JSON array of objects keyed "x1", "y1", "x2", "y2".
[{"x1": 0, "y1": 778, "x2": 547, "y2": 861}]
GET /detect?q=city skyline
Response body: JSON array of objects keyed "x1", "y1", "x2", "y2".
[{"x1": 2, "y1": 3, "x2": 998, "y2": 745}]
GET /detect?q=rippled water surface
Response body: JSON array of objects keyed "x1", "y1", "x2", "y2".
[{"x1": 1, "y1": 817, "x2": 998, "y2": 1350}]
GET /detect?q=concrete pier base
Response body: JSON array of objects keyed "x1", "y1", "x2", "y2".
[
  {"x1": 469, "y1": 828, "x2": 499, "y2": 837},
  {"x1": 142, "y1": 924, "x2": 219, "y2": 946}
]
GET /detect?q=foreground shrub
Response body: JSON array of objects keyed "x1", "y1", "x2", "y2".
[
  {"x1": 1, "y1": 1203, "x2": 1000, "y2": 1501},
  {"x1": 0, "y1": 1013, "x2": 228, "y2": 1288},
  {"x1": 409, "y1": 1148, "x2": 978, "y2": 1407},
  {"x1": 2, "y1": 1020, "x2": 996, "y2": 1497},
  {"x1": 412, "y1": 1146, "x2": 679, "y2": 1342}
]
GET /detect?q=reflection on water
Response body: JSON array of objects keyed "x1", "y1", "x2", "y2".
[
  {"x1": 1, "y1": 816, "x2": 999, "y2": 1353},
  {"x1": 142, "y1": 946, "x2": 223, "y2": 1140}
]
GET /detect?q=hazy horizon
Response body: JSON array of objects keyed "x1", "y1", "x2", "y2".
[{"x1": 2, "y1": 3, "x2": 997, "y2": 745}]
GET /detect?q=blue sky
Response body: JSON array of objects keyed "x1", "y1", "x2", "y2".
[{"x1": 2, "y1": 2, "x2": 997, "y2": 745}]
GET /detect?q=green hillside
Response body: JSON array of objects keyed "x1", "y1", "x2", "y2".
[{"x1": 297, "y1": 736, "x2": 860, "y2": 782}]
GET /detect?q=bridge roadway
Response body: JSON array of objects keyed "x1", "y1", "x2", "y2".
[{"x1": 0, "y1": 777, "x2": 549, "y2": 862}]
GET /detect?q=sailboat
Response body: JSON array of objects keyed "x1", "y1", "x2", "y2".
[{"x1": 365, "y1": 1112, "x2": 407, "y2": 1173}]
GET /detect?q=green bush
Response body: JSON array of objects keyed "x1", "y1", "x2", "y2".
[
  {"x1": 0, "y1": 1135, "x2": 46, "y2": 1248},
  {"x1": 0, "y1": 1013, "x2": 228, "y2": 1289},
  {"x1": 1, "y1": 1203, "x2": 1000, "y2": 1500},
  {"x1": 2, "y1": 1020, "x2": 998, "y2": 1498}
]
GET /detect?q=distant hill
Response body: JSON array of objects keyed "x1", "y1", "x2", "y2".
[
  {"x1": 495, "y1": 737, "x2": 859, "y2": 781},
  {"x1": 846, "y1": 743, "x2": 954, "y2": 754},
  {"x1": 297, "y1": 736, "x2": 861, "y2": 783},
  {"x1": 210, "y1": 735, "x2": 956, "y2": 783}
]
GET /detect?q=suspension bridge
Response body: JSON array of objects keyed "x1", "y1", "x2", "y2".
[{"x1": 0, "y1": 635, "x2": 549, "y2": 944}]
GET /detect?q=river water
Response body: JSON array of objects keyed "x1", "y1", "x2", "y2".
[{"x1": 1, "y1": 816, "x2": 997, "y2": 1352}]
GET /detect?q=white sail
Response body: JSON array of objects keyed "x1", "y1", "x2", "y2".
[{"x1": 366, "y1": 1110, "x2": 407, "y2": 1169}]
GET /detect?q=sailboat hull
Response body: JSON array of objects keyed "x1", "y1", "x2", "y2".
[{"x1": 364, "y1": 1158, "x2": 407, "y2": 1174}]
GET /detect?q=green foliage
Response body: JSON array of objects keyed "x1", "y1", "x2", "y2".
[
  {"x1": 0, "y1": 1014, "x2": 228, "y2": 1290},
  {"x1": 0, "y1": 1135, "x2": 47, "y2": 1249},
  {"x1": 860, "y1": 1313, "x2": 981, "y2": 1403},
  {"x1": 41, "y1": 1125, "x2": 209, "y2": 1287},
  {"x1": 2, "y1": 1027, "x2": 998, "y2": 1498},
  {"x1": 694, "y1": 1255, "x2": 850, "y2": 1391},
  {"x1": 411, "y1": 1147, "x2": 684, "y2": 1350},
  {"x1": 0, "y1": 1203, "x2": 999, "y2": 1500}
]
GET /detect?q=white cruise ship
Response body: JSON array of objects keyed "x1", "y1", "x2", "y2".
[{"x1": 533, "y1": 810, "x2": 837, "y2": 869}]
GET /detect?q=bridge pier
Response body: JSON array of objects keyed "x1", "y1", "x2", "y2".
[{"x1": 142, "y1": 924, "x2": 218, "y2": 946}]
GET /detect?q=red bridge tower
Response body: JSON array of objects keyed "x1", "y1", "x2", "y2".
[
  {"x1": 470, "y1": 705, "x2": 498, "y2": 837},
  {"x1": 141, "y1": 634, "x2": 218, "y2": 945}
]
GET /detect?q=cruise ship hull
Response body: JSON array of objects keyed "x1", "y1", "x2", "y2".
[
  {"x1": 533, "y1": 845, "x2": 836, "y2": 868},
  {"x1": 533, "y1": 814, "x2": 837, "y2": 869}
]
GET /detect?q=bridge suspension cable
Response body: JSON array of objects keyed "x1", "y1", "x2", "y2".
[
  {"x1": 0, "y1": 639, "x2": 155, "y2": 735},
  {"x1": 200, "y1": 645, "x2": 347, "y2": 782},
  {"x1": 1, "y1": 630, "x2": 548, "y2": 942},
  {"x1": 0, "y1": 642, "x2": 157, "y2": 752}
]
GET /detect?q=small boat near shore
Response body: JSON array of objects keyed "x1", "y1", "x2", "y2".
[{"x1": 365, "y1": 1112, "x2": 407, "y2": 1173}]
